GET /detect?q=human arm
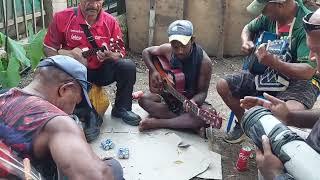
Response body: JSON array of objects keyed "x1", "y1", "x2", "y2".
[
  {"x1": 43, "y1": 13, "x2": 87, "y2": 66},
  {"x1": 190, "y1": 51, "x2": 212, "y2": 106},
  {"x1": 255, "y1": 44, "x2": 316, "y2": 80},
  {"x1": 240, "y1": 93, "x2": 319, "y2": 128},
  {"x1": 141, "y1": 44, "x2": 172, "y2": 93},
  {"x1": 255, "y1": 30, "x2": 316, "y2": 80},
  {"x1": 241, "y1": 25, "x2": 255, "y2": 55},
  {"x1": 96, "y1": 18, "x2": 125, "y2": 62},
  {"x1": 41, "y1": 116, "x2": 114, "y2": 180}
]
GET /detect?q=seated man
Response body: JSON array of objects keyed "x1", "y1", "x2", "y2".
[
  {"x1": 0, "y1": 55, "x2": 123, "y2": 179},
  {"x1": 241, "y1": 9, "x2": 320, "y2": 179},
  {"x1": 216, "y1": 0, "x2": 319, "y2": 144},
  {"x1": 138, "y1": 20, "x2": 214, "y2": 135},
  {"x1": 43, "y1": 0, "x2": 141, "y2": 141}
]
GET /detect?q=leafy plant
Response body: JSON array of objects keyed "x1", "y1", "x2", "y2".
[{"x1": 0, "y1": 29, "x2": 47, "y2": 88}]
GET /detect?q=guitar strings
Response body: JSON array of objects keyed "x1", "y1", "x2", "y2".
[
  {"x1": 0, "y1": 156, "x2": 40, "y2": 180},
  {"x1": 0, "y1": 148, "x2": 41, "y2": 179}
]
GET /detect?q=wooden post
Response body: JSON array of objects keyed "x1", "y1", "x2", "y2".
[
  {"x1": 216, "y1": 0, "x2": 227, "y2": 59},
  {"x1": 148, "y1": 0, "x2": 156, "y2": 47},
  {"x1": 12, "y1": 0, "x2": 19, "y2": 40},
  {"x1": 32, "y1": 0, "x2": 36, "y2": 33},
  {"x1": 23, "y1": 0, "x2": 28, "y2": 37}
]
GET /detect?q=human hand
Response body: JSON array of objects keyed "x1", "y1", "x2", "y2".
[
  {"x1": 97, "y1": 49, "x2": 118, "y2": 62},
  {"x1": 255, "y1": 43, "x2": 277, "y2": 67},
  {"x1": 256, "y1": 135, "x2": 284, "y2": 180},
  {"x1": 149, "y1": 71, "x2": 163, "y2": 94},
  {"x1": 183, "y1": 99, "x2": 197, "y2": 113},
  {"x1": 70, "y1": 47, "x2": 88, "y2": 66},
  {"x1": 240, "y1": 93, "x2": 290, "y2": 124},
  {"x1": 241, "y1": 40, "x2": 255, "y2": 55}
]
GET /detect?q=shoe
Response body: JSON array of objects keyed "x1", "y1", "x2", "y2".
[
  {"x1": 74, "y1": 107, "x2": 103, "y2": 142},
  {"x1": 111, "y1": 107, "x2": 141, "y2": 126},
  {"x1": 223, "y1": 121, "x2": 245, "y2": 144}
]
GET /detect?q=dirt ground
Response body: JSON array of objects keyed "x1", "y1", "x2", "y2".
[
  {"x1": 106, "y1": 52, "x2": 258, "y2": 180},
  {"x1": 19, "y1": 53, "x2": 258, "y2": 179}
]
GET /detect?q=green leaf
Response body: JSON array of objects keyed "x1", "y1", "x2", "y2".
[
  {"x1": 0, "y1": 32, "x2": 30, "y2": 67},
  {"x1": 4, "y1": 55, "x2": 21, "y2": 87},
  {"x1": 26, "y1": 29, "x2": 47, "y2": 69}
]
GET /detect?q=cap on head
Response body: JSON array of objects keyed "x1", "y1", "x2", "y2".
[
  {"x1": 168, "y1": 20, "x2": 193, "y2": 45},
  {"x1": 37, "y1": 55, "x2": 92, "y2": 108},
  {"x1": 246, "y1": 0, "x2": 286, "y2": 16}
]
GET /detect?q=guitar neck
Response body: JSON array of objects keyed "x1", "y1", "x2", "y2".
[
  {"x1": 165, "y1": 83, "x2": 199, "y2": 114},
  {"x1": 82, "y1": 46, "x2": 106, "y2": 58}
]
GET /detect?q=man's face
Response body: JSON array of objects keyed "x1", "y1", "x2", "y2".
[
  {"x1": 80, "y1": 0, "x2": 103, "y2": 18},
  {"x1": 262, "y1": 3, "x2": 282, "y2": 21},
  {"x1": 56, "y1": 80, "x2": 83, "y2": 114},
  {"x1": 170, "y1": 39, "x2": 193, "y2": 60},
  {"x1": 307, "y1": 31, "x2": 320, "y2": 71}
]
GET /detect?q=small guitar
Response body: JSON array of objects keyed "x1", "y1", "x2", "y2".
[
  {"x1": 81, "y1": 37, "x2": 124, "y2": 58},
  {"x1": 151, "y1": 56, "x2": 223, "y2": 129}
]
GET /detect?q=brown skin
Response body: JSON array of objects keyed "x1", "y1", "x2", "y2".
[
  {"x1": 217, "y1": 0, "x2": 312, "y2": 122},
  {"x1": 241, "y1": 9, "x2": 320, "y2": 180},
  {"x1": 23, "y1": 67, "x2": 114, "y2": 180},
  {"x1": 43, "y1": 0, "x2": 121, "y2": 66},
  {"x1": 138, "y1": 38, "x2": 213, "y2": 133}
]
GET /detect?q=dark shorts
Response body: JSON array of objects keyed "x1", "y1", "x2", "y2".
[{"x1": 225, "y1": 71, "x2": 319, "y2": 109}]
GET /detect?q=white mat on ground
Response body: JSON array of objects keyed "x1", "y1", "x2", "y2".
[{"x1": 90, "y1": 104, "x2": 222, "y2": 180}]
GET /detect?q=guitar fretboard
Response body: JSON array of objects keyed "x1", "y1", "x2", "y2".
[
  {"x1": 164, "y1": 83, "x2": 199, "y2": 115},
  {"x1": 82, "y1": 46, "x2": 107, "y2": 58}
]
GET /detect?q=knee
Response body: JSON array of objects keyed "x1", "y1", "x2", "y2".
[
  {"x1": 117, "y1": 59, "x2": 136, "y2": 72},
  {"x1": 286, "y1": 100, "x2": 306, "y2": 111},
  {"x1": 104, "y1": 158, "x2": 123, "y2": 180},
  {"x1": 216, "y1": 78, "x2": 230, "y2": 97}
]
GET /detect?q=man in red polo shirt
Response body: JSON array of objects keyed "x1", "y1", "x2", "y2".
[{"x1": 43, "y1": 0, "x2": 141, "y2": 141}]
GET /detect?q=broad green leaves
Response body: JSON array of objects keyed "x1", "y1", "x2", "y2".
[{"x1": 0, "y1": 29, "x2": 46, "y2": 88}]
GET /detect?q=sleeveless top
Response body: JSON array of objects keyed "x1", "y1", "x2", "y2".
[
  {"x1": 170, "y1": 43, "x2": 204, "y2": 98},
  {"x1": 0, "y1": 88, "x2": 68, "y2": 159}
]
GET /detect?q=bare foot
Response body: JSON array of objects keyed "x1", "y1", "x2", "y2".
[{"x1": 139, "y1": 118, "x2": 158, "y2": 132}]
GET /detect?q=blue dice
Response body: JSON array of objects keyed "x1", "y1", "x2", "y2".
[
  {"x1": 118, "y1": 148, "x2": 129, "y2": 159},
  {"x1": 100, "y1": 139, "x2": 115, "y2": 151}
]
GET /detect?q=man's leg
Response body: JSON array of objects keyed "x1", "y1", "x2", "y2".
[
  {"x1": 110, "y1": 59, "x2": 141, "y2": 125},
  {"x1": 277, "y1": 79, "x2": 319, "y2": 111},
  {"x1": 138, "y1": 93, "x2": 206, "y2": 132},
  {"x1": 88, "y1": 59, "x2": 141, "y2": 126},
  {"x1": 216, "y1": 71, "x2": 260, "y2": 144},
  {"x1": 138, "y1": 92, "x2": 177, "y2": 119}
]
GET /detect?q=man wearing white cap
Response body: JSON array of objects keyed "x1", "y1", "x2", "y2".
[
  {"x1": 138, "y1": 20, "x2": 215, "y2": 136},
  {"x1": 216, "y1": 0, "x2": 319, "y2": 144}
]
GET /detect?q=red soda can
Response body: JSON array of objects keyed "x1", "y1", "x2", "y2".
[{"x1": 236, "y1": 146, "x2": 252, "y2": 172}]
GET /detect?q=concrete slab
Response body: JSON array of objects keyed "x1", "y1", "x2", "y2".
[{"x1": 90, "y1": 104, "x2": 222, "y2": 180}]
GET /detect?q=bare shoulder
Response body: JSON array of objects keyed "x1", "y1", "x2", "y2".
[
  {"x1": 144, "y1": 43, "x2": 172, "y2": 58},
  {"x1": 201, "y1": 50, "x2": 213, "y2": 67},
  {"x1": 44, "y1": 115, "x2": 83, "y2": 136}
]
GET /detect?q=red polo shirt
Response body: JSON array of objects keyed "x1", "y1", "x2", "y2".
[{"x1": 44, "y1": 6, "x2": 126, "y2": 69}]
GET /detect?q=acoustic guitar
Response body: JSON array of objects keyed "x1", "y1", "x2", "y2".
[{"x1": 151, "y1": 56, "x2": 223, "y2": 129}]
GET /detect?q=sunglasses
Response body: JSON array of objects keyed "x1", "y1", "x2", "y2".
[{"x1": 303, "y1": 13, "x2": 320, "y2": 33}]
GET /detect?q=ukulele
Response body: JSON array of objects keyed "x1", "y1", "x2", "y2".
[
  {"x1": 151, "y1": 56, "x2": 223, "y2": 129},
  {"x1": 81, "y1": 37, "x2": 124, "y2": 58}
]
